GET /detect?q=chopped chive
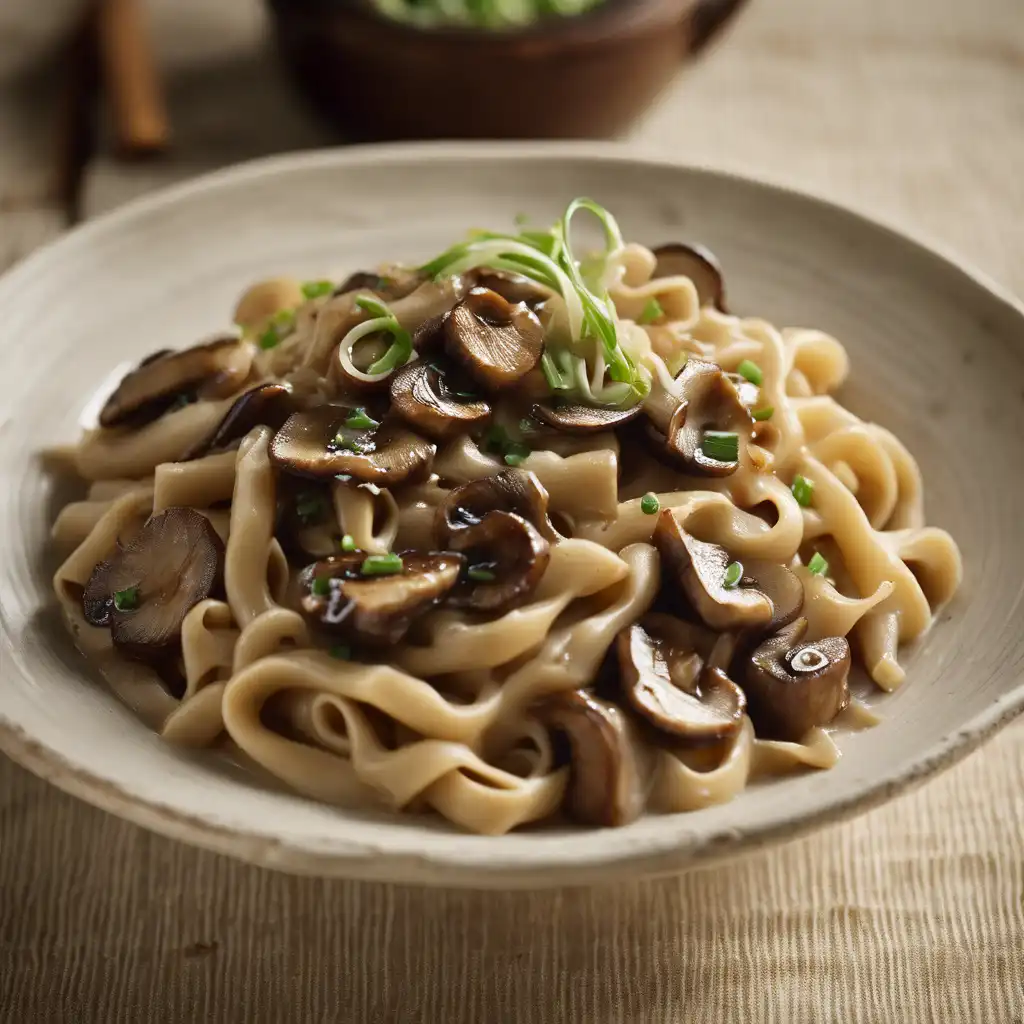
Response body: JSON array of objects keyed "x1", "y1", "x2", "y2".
[
  {"x1": 723, "y1": 561, "x2": 743, "y2": 589},
  {"x1": 638, "y1": 297, "x2": 665, "y2": 325},
  {"x1": 340, "y1": 534, "x2": 357, "y2": 552},
  {"x1": 295, "y1": 490, "x2": 326, "y2": 523},
  {"x1": 311, "y1": 576, "x2": 332, "y2": 596},
  {"x1": 301, "y1": 280, "x2": 334, "y2": 300},
  {"x1": 752, "y1": 406, "x2": 775, "y2": 421},
  {"x1": 807, "y1": 552, "x2": 829, "y2": 576},
  {"x1": 329, "y1": 645, "x2": 351, "y2": 660},
  {"x1": 701, "y1": 430, "x2": 740, "y2": 463},
  {"x1": 791, "y1": 474, "x2": 814, "y2": 508},
  {"x1": 467, "y1": 565, "x2": 497, "y2": 582},
  {"x1": 736, "y1": 359, "x2": 764, "y2": 386},
  {"x1": 518, "y1": 417, "x2": 537, "y2": 435},
  {"x1": 273, "y1": 309, "x2": 295, "y2": 328},
  {"x1": 258, "y1": 324, "x2": 281, "y2": 350},
  {"x1": 361, "y1": 553, "x2": 403, "y2": 576},
  {"x1": 113, "y1": 586, "x2": 139, "y2": 612},
  {"x1": 344, "y1": 407, "x2": 379, "y2": 430},
  {"x1": 640, "y1": 492, "x2": 660, "y2": 516},
  {"x1": 503, "y1": 441, "x2": 531, "y2": 467}
]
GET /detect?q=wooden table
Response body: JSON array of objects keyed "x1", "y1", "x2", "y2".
[{"x1": 2, "y1": 1, "x2": 1022, "y2": 1020}]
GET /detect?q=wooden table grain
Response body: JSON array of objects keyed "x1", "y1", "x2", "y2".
[{"x1": 1, "y1": 1, "x2": 1022, "y2": 1021}]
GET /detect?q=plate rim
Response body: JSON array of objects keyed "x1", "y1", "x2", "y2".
[{"x1": 1, "y1": 140, "x2": 1022, "y2": 888}]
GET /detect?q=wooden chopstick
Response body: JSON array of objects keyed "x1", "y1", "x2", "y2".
[{"x1": 97, "y1": 0, "x2": 171, "y2": 158}]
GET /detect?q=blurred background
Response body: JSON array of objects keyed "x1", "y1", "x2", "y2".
[{"x1": 1, "y1": 2, "x2": 1021, "y2": 1022}]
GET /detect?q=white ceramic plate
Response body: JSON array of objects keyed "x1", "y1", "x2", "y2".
[{"x1": 2, "y1": 143, "x2": 1022, "y2": 888}]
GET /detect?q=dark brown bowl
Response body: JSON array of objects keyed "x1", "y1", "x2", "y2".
[{"x1": 265, "y1": 0, "x2": 749, "y2": 140}]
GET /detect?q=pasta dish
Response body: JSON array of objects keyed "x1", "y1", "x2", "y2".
[{"x1": 51, "y1": 199, "x2": 962, "y2": 834}]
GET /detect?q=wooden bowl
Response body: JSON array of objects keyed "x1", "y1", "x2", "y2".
[{"x1": 264, "y1": 0, "x2": 749, "y2": 140}]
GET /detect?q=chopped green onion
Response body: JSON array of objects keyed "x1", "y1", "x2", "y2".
[
  {"x1": 311, "y1": 576, "x2": 332, "y2": 596},
  {"x1": 361, "y1": 553, "x2": 404, "y2": 576},
  {"x1": 354, "y1": 294, "x2": 392, "y2": 319},
  {"x1": 113, "y1": 586, "x2": 139, "y2": 612},
  {"x1": 807, "y1": 552, "x2": 829, "y2": 576},
  {"x1": 340, "y1": 534, "x2": 357, "y2": 552},
  {"x1": 640, "y1": 492, "x2": 660, "y2": 516},
  {"x1": 467, "y1": 565, "x2": 497, "y2": 583},
  {"x1": 514, "y1": 212, "x2": 530, "y2": 227},
  {"x1": 329, "y1": 645, "x2": 351, "y2": 660},
  {"x1": 483, "y1": 424, "x2": 510, "y2": 454},
  {"x1": 332, "y1": 434, "x2": 372, "y2": 454},
  {"x1": 701, "y1": 430, "x2": 740, "y2": 463},
  {"x1": 258, "y1": 325, "x2": 281, "y2": 350},
  {"x1": 295, "y1": 490, "x2": 326, "y2": 523},
  {"x1": 723, "y1": 561, "x2": 743, "y2": 589},
  {"x1": 752, "y1": 406, "x2": 775, "y2": 421},
  {"x1": 503, "y1": 441, "x2": 531, "y2": 467},
  {"x1": 791, "y1": 475, "x2": 814, "y2": 508},
  {"x1": 344, "y1": 408, "x2": 379, "y2": 430},
  {"x1": 736, "y1": 359, "x2": 763, "y2": 386},
  {"x1": 639, "y1": 297, "x2": 664, "y2": 325},
  {"x1": 301, "y1": 280, "x2": 334, "y2": 300},
  {"x1": 518, "y1": 417, "x2": 537, "y2": 435},
  {"x1": 540, "y1": 351, "x2": 571, "y2": 391}
]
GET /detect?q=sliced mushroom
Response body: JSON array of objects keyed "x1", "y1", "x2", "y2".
[
  {"x1": 436, "y1": 469, "x2": 558, "y2": 544},
  {"x1": 389, "y1": 360, "x2": 492, "y2": 440},
  {"x1": 411, "y1": 314, "x2": 446, "y2": 354},
  {"x1": 444, "y1": 287, "x2": 544, "y2": 390},
  {"x1": 535, "y1": 689, "x2": 651, "y2": 827},
  {"x1": 233, "y1": 277, "x2": 305, "y2": 332},
  {"x1": 270, "y1": 406, "x2": 435, "y2": 485},
  {"x1": 474, "y1": 270, "x2": 551, "y2": 309},
  {"x1": 99, "y1": 336, "x2": 253, "y2": 429},
  {"x1": 653, "y1": 243, "x2": 728, "y2": 312},
  {"x1": 616, "y1": 616, "x2": 745, "y2": 742},
  {"x1": 184, "y1": 382, "x2": 299, "y2": 460},
  {"x1": 744, "y1": 617, "x2": 851, "y2": 741},
  {"x1": 333, "y1": 266, "x2": 423, "y2": 301},
  {"x1": 446, "y1": 511, "x2": 550, "y2": 613},
  {"x1": 645, "y1": 357, "x2": 752, "y2": 476},
  {"x1": 299, "y1": 550, "x2": 463, "y2": 645},
  {"x1": 654, "y1": 510, "x2": 802, "y2": 632},
  {"x1": 531, "y1": 400, "x2": 643, "y2": 434},
  {"x1": 81, "y1": 507, "x2": 224, "y2": 658}
]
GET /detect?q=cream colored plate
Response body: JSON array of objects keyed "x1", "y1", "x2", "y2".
[{"x1": 1, "y1": 143, "x2": 1022, "y2": 888}]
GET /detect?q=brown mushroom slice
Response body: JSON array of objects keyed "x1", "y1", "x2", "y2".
[
  {"x1": 99, "y1": 336, "x2": 253, "y2": 428},
  {"x1": 652, "y1": 243, "x2": 728, "y2": 312},
  {"x1": 654, "y1": 510, "x2": 770, "y2": 631},
  {"x1": 184, "y1": 382, "x2": 299, "y2": 460},
  {"x1": 535, "y1": 689, "x2": 651, "y2": 827},
  {"x1": 299, "y1": 551, "x2": 463, "y2": 645},
  {"x1": 270, "y1": 406, "x2": 435, "y2": 485},
  {"x1": 742, "y1": 558, "x2": 804, "y2": 632},
  {"x1": 444, "y1": 287, "x2": 544, "y2": 390},
  {"x1": 435, "y1": 469, "x2": 558, "y2": 544},
  {"x1": 474, "y1": 270, "x2": 551, "y2": 309},
  {"x1": 744, "y1": 617, "x2": 851, "y2": 741},
  {"x1": 531, "y1": 400, "x2": 642, "y2": 434},
  {"x1": 647, "y1": 357, "x2": 752, "y2": 477},
  {"x1": 389, "y1": 360, "x2": 492, "y2": 441},
  {"x1": 446, "y1": 511, "x2": 550, "y2": 613},
  {"x1": 333, "y1": 266, "x2": 423, "y2": 301},
  {"x1": 616, "y1": 618, "x2": 745, "y2": 743},
  {"x1": 81, "y1": 507, "x2": 224, "y2": 657}
]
